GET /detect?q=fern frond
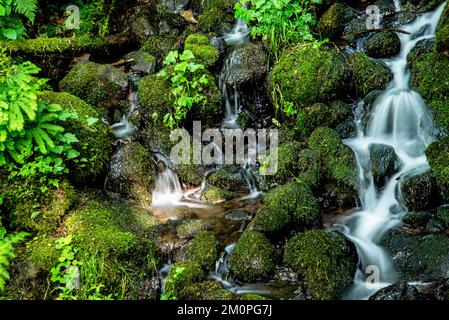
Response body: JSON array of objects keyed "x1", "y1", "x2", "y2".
[{"x1": 12, "y1": 0, "x2": 37, "y2": 22}]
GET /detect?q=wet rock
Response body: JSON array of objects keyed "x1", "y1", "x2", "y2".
[
  {"x1": 176, "y1": 219, "x2": 210, "y2": 239},
  {"x1": 403, "y1": 211, "x2": 432, "y2": 228},
  {"x1": 210, "y1": 36, "x2": 227, "y2": 56},
  {"x1": 363, "y1": 32, "x2": 401, "y2": 59},
  {"x1": 400, "y1": 0, "x2": 445, "y2": 13},
  {"x1": 398, "y1": 171, "x2": 437, "y2": 212},
  {"x1": 60, "y1": 62, "x2": 129, "y2": 111},
  {"x1": 344, "y1": 18, "x2": 367, "y2": 46},
  {"x1": 137, "y1": 276, "x2": 161, "y2": 300},
  {"x1": 202, "y1": 186, "x2": 236, "y2": 204},
  {"x1": 225, "y1": 211, "x2": 250, "y2": 221},
  {"x1": 207, "y1": 166, "x2": 249, "y2": 193},
  {"x1": 129, "y1": 6, "x2": 157, "y2": 42},
  {"x1": 369, "y1": 282, "x2": 425, "y2": 300},
  {"x1": 223, "y1": 43, "x2": 268, "y2": 88},
  {"x1": 108, "y1": 142, "x2": 154, "y2": 207},
  {"x1": 381, "y1": 229, "x2": 449, "y2": 282},
  {"x1": 141, "y1": 35, "x2": 177, "y2": 59},
  {"x1": 125, "y1": 51, "x2": 156, "y2": 75},
  {"x1": 407, "y1": 39, "x2": 435, "y2": 66},
  {"x1": 425, "y1": 217, "x2": 446, "y2": 233},
  {"x1": 318, "y1": 3, "x2": 355, "y2": 39},
  {"x1": 369, "y1": 144, "x2": 400, "y2": 188}
]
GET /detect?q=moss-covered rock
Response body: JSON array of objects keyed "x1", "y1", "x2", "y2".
[
  {"x1": 269, "y1": 44, "x2": 351, "y2": 109},
  {"x1": 42, "y1": 91, "x2": 112, "y2": 183},
  {"x1": 125, "y1": 50, "x2": 156, "y2": 75},
  {"x1": 141, "y1": 35, "x2": 176, "y2": 60},
  {"x1": 407, "y1": 39, "x2": 435, "y2": 67},
  {"x1": 318, "y1": 3, "x2": 354, "y2": 39},
  {"x1": 5, "y1": 180, "x2": 76, "y2": 234},
  {"x1": 350, "y1": 52, "x2": 392, "y2": 97},
  {"x1": 344, "y1": 18, "x2": 367, "y2": 45},
  {"x1": 107, "y1": 142, "x2": 154, "y2": 207},
  {"x1": 26, "y1": 236, "x2": 59, "y2": 272},
  {"x1": 207, "y1": 166, "x2": 248, "y2": 193},
  {"x1": 363, "y1": 32, "x2": 401, "y2": 59},
  {"x1": 202, "y1": 186, "x2": 236, "y2": 204},
  {"x1": 398, "y1": 172, "x2": 437, "y2": 212},
  {"x1": 138, "y1": 74, "x2": 172, "y2": 115},
  {"x1": 436, "y1": 2, "x2": 449, "y2": 53},
  {"x1": 266, "y1": 141, "x2": 303, "y2": 186},
  {"x1": 177, "y1": 280, "x2": 225, "y2": 300},
  {"x1": 176, "y1": 219, "x2": 209, "y2": 239},
  {"x1": 59, "y1": 62, "x2": 128, "y2": 110},
  {"x1": 410, "y1": 52, "x2": 449, "y2": 103},
  {"x1": 264, "y1": 181, "x2": 320, "y2": 229},
  {"x1": 228, "y1": 231, "x2": 276, "y2": 282},
  {"x1": 426, "y1": 136, "x2": 449, "y2": 201},
  {"x1": 296, "y1": 149, "x2": 321, "y2": 188},
  {"x1": 188, "y1": 231, "x2": 219, "y2": 271},
  {"x1": 249, "y1": 205, "x2": 292, "y2": 235},
  {"x1": 164, "y1": 260, "x2": 205, "y2": 297},
  {"x1": 198, "y1": 0, "x2": 236, "y2": 33},
  {"x1": 370, "y1": 144, "x2": 400, "y2": 188},
  {"x1": 427, "y1": 100, "x2": 449, "y2": 134},
  {"x1": 184, "y1": 34, "x2": 219, "y2": 67},
  {"x1": 283, "y1": 230, "x2": 357, "y2": 300}
]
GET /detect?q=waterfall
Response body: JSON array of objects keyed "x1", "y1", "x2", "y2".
[{"x1": 332, "y1": 3, "x2": 446, "y2": 300}]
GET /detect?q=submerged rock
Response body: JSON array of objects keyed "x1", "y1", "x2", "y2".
[{"x1": 369, "y1": 144, "x2": 400, "y2": 188}]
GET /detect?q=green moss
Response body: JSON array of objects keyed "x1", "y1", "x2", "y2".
[
  {"x1": 203, "y1": 186, "x2": 235, "y2": 204},
  {"x1": 207, "y1": 166, "x2": 245, "y2": 192},
  {"x1": 229, "y1": 231, "x2": 276, "y2": 282},
  {"x1": 141, "y1": 35, "x2": 176, "y2": 59},
  {"x1": 0, "y1": 35, "x2": 108, "y2": 55},
  {"x1": 267, "y1": 141, "x2": 303, "y2": 186},
  {"x1": 426, "y1": 136, "x2": 449, "y2": 201},
  {"x1": 436, "y1": 2, "x2": 449, "y2": 53},
  {"x1": 283, "y1": 230, "x2": 356, "y2": 300},
  {"x1": 177, "y1": 280, "x2": 224, "y2": 300},
  {"x1": 269, "y1": 44, "x2": 350, "y2": 109},
  {"x1": 318, "y1": 3, "x2": 354, "y2": 39},
  {"x1": 428, "y1": 100, "x2": 449, "y2": 132},
  {"x1": 437, "y1": 206, "x2": 449, "y2": 225},
  {"x1": 188, "y1": 231, "x2": 219, "y2": 271},
  {"x1": 164, "y1": 260, "x2": 205, "y2": 297},
  {"x1": 176, "y1": 219, "x2": 209, "y2": 239},
  {"x1": 264, "y1": 181, "x2": 320, "y2": 228},
  {"x1": 363, "y1": 32, "x2": 401, "y2": 58},
  {"x1": 296, "y1": 149, "x2": 321, "y2": 188},
  {"x1": 4, "y1": 179, "x2": 76, "y2": 234},
  {"x1": 138, "y1": 74, "x2": 172, "y2": 115},
  {"x1": 350, "y1": 52, "x2": 392, "y2": 97},
  {"x1": 410, "y1": 52, "x2": 449, "y2": 103},
  {"x1": 42, "y1": 91, "x2": 112, "y2": 184},
  {"x1": 184, "y1": 34, "x2": 219, "y2": 67},
  {"x1": 26, "y1": 237, "x2": 59, "y2": 271},
  {"x1": 198, "y1": 0, "x2": 236, "y2": 33},
  {"x1": 250, "y1": 206, "x2": 292, "y2": 235},
  {"x1": 59, "y1": 62, "x2": 128, "y2": 110}
]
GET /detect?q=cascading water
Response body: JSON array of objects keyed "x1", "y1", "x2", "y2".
[{"x1": 332, "y1": 3, "x2": 446, "y2": 300}]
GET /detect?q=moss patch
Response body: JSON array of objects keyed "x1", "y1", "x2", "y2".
[
  {"x1": 426, "y1": 136, "x2": 449, "y2": 201},
  {"x1": 184, "y1": 34, "x2": 219, "y2": 67},
  {"x1": 188, "y1": 231, "x2": 219, "y2": 271}
]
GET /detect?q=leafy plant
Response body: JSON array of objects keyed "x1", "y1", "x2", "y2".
[
  {"x1": 0, "y1": 51, "x2": 79, "y2": 180},
  {"x1": 158, "y1": 50, "x2": 210, "y2": 128},
  {"x1": 0, "y1": 225, "x2": 28, "y2": 291},
  {"x1": 0, "y1": 0, "x2": 37, "y2": 40},
  {"x1": 161, "y1": 266, "x2": 186, "y2": 300},
  {"x1": 234, "y1": 0, "x2": 324, "y2": 59}
]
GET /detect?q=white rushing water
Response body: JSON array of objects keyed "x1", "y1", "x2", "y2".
[{"x1": 333, "y1": 4, "x2": 446, "y2": 299}]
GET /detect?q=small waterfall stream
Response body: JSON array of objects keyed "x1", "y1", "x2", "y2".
[{"x1": 332, "y1": 3, "x2": 446, "y2": 300}]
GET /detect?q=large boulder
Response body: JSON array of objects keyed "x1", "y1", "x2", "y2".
[
  {"x1": 369, "y1": 144, "x2": 400, "y2": 188},
  {"x1": 59, "y1": 62, "x2": 129, "y2": 111},
  {"x1": 207, "y1": 166, "x2": 249, "y2": 193},
  {"x1": 228, "y1": 231, "x2": 277, "y2": 282},
  {"x1": 397, "y1": 171, "x2": 437, "y2": 212},
  {"x1": 269, "y1": 44, "x2": 351, "y2": 109},
  {"x1": 283, "y1": 230, "x2": 357, "y2": 300},
  {"x1": 363, "y1": 32, "x2": 401, "y2": 59},
  {"x1": 318, "y1": 3, "x2": 354, "y2": 39}
]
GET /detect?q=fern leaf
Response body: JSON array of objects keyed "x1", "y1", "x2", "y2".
[{"x1": 12, "y1": 0, "x2": 37, "y2": 22}]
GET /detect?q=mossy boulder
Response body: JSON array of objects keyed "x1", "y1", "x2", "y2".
[
  {"x1": 184, "y1": 34, "x2": 219, "y2": 67},
  {"x1": 350, "y1": 52, "x2": 392, "y2": 97},
  {"x1": 400, "y1": 0, "x2": 446, "y2": 13},
  {"x1": 177, "y1": 280, "x2": 226, "y2": 300},
  {"x1": 222, "y1": 43, "x2": 268, "y2": 88},
  {"x1": 164, "y1": 260, "x2": 205, "y2": 297},
  {"x1": 407, "y1": 39, "x2": 435, "y2": 67},
  {"x1": 249, "y1": 205, "x2": 292, "y2": 236},
  {"x1": 5, "y1": 180, "x2": 76, "y2": 234},
  {"x1": 207, "y1": 166, "x2": 248, "y2": 193},
  {"x1": 202, "y1": 186, "x2": 235, "y2": 204},
  {"x1": 228, "y1": 231, "x2": 276, "y2": 282},
  {"x1": 265, "y1": 141, "x2": 303, "y2": 186},
  {"x1": 124, "y1": 51, "x2": 156, "y2": 75},
  {"x1": 370, "y1": 144, "x2": 400, "y2": 188},
  {"x1": 436, "y1": 2, "x2": 449, "y2": 53},
  {"x1": 283, "y1": 230, "x2": 357, "y2": 300},
  {"x1": 398, "y1": 172, "x2": 437, "y2": 212},
  {"x1": 318, "y1": 3, "x2": 354, "y2": 39},
  {"x1": 176, "y1": 219, "x2": 209, "y2": 239},
  {"x1": 59, "y1": 62, "x2": 129, "y2": 110},
  {"x1": 269, "y1": 44, "x2": 351, "y2": 109},
  {"x1": 344, "y1": 18, "x2": 367, "y2": 45},
  {"x1": 141, "y1": 35, "x2": 176, "y2": 59},
  {"x1": 198, "y1": 0, "x2": 236, "y2": 33},
  {"x1": 188, "y1": 231, "x2": 219, "y2": 271},
  {"x1": 426, "y1": 136, "x2": 449, "y2": 201},
  {"x1": 26, "y1": 236, "x2": 59, "y2": 272},
  {"x1": 263, "y1": 181, "x2": 320, "y2": 230},
  {"x1": 410, "y1": 52, "x2": 449, "y2": 103},
  {"x1": 42, "y1": 91, "x2": 112, "y2": 183},
  {"x1": 363, "y1": 32, "x2": 401, "y2": 59},
  {"x1": 138, "y1": 74, "x2": 172, "y2": 115},
  {"x1": 107, "y1": 142, "x2": 154, "y2": 207},
  {"x1": 308, "y1": 127, "x2": 358, "y2": 209},
  {"x1": 427, "y1": 100, "x2": 449, "y2": 134}
]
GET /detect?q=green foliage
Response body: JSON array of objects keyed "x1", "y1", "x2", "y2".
[
  {"x1": 0, "y1": 225, "x2": 28, "y2": 291},
  {"x1": 158, "y1": 50, "x2": 210, "y2": 128},
  {"x1": 164, "y1": 261, "x2": 205, "y2": 299},
  {"x1": 0, "y1": 51, "x2": 79, "y2": 182},
  {"x1": 0, "y1": 0, "x2": 37, "y2": 40},
  {"x1": 184, "y1": 34, "x2": 219, "y2": 67},
  {"x1": 426, "y1": 136, "x2": 449, "y2": 201},
  {"x1": 188, "y1": 231, "x2": 218, "y2": 271},
  {"x1": 234, "y1": 0, "x2": 324, "y2": 59}
]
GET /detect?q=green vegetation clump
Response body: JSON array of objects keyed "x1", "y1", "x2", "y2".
[
  {"x1": 264, "y1": 181, "x2": 320, "y2": 228},
  {"x1": 350, "y1": 52, "x2": 392, "y2": 97},
  {"x1": 250, "y1": 205, "x2": 292, "y2": 235},
  {"x1": 198, "y1": 0, "x2": 235, "y2": 33},
  {"x1": 436, "y1": 2, "x2": 449, "y2": 53},
  {"x1": 283, "y1": 230, "x2": 356, "y2": 300},
  {"x1": 59, "y1": 61, "x2": 128, "y2": 110},
  {"x1": 141, "y1": 35, "x2": 176, "y2": 59},
  {"x1": 184, "y1": 34, "x2": 219, "y2": 67},
  {"x1": 318, "y1": 3, "x2": 353, "y2": 39},
  {"x1": 203, "y1": 186, "x2": 235, "y2": 204},
  {"x1": 266, "y1": 140, "x2": 303, "y2": 185},
  {"x1": 228, "y1": 231, "x2": 276, "y2": 282},
  {"x1": 428, "y1": 100, "x2": 449, "y2": 133},
  {"x1": 26, "y1": 236, "x2": 59, "y2": 271},
  {"x1": 42, "y1": 91, "x2": 112, "y2": 184},
  {"x1": 188, "y1": 231, "x2": 219, "y2": 271},
  {"x1": 426, "y1": 136, "x2": 449, "y2": 201},
  {"x1": 0, "y1": 0, "x2": 37, "y2": 40},
  {"x1": 164, "y1": 260, "x2": 205, "y2": 299},
  {"x1": 410, "y1": 52, "x2": 449, "y2": 103},
  {"x1": 269, "y1": 44, "x2": 350, "y2": 111}
]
